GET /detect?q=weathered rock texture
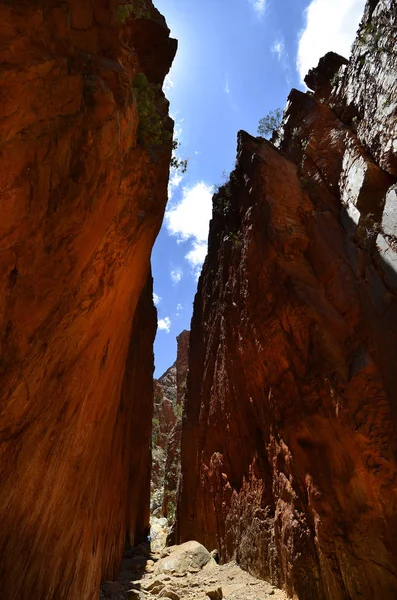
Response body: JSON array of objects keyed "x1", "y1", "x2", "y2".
[
  {"x1": 0, "y1": 2, "x2": 176, "y2": 599},
  {"x1": 152, "y1": 363, "x2": 177, "y2": 512},
  {"x1": 177, "y1": 2, "x2": 397, "y2": 599},
  {"x1": 151, "y1": 331, "x2": 190, "y2": 520},
  {"x1": 162, "y1": 330, "x2": 190, "y2": 518},
  {"x1": 153, "y1": 365, "x2": 177, "y2": 451}
]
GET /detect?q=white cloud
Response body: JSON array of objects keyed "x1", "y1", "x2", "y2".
[
  {"x1": 176, "y1": 303, "x2": 184, "y2": 311},
  {"x1": 166, "y1": 182, "x2": 213, "y2": 244},
  {"x1": 186, "y1": 241, "x2": 208, "y2": 279},
  {"x1": 168, "y1": 170, "x2": 184, "y2": 201},
  {"x1": 164, "y1": 74, "x2": 174, "y2": 94},
  {"x1": 250, "y1": 0, "x2": 267, "y2": 16},
  {"x1": 158, "y1": 317, "x2": 171, "y2": 333},
  {"x1": 271, "y1": 39, "x2": 285, "y2": 62},
  {"x1": 170, "y1": 267, "x2": 183, "y2": 285},
  {"x1": 153, "y1": 293, "x2": 161, "y2": 306},
  {"x1": 171, "y1": 112, "x2": 184, "y2": 141},
  {"x1": 297, "y1": 0, "x2": 366, "y2": 82},
  {"x1": 165, "y1": 182, "x2": 214, "y2": 276}
]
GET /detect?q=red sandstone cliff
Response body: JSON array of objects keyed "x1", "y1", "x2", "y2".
[
  {"x1": 153, "y1": 364, "x2": 178, "y2": 451},
  {"x1": 151, "y1": 330, "x2": 190, "y2": 520},
  {"x1": 177, "y1": 1, "x2": 397, "y2": 599},
  {"x1": 0, "y1": 2, "x2": 175, "y2": 599},
  {"x1": 151, "y1": 363, "x2": 177, "y2": 512},
  {"x1": 162, "y1": 330, "x2": 190, "y2": 519}
]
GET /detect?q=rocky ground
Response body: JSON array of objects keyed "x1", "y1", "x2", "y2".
[{"x1": 100, "y1": 518, "x2": 287, "y2": 600}]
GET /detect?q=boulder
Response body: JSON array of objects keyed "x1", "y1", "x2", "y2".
[
  {"x1": 155, "y1": 541, "x2": 212, "y2": 575},
  {"x1": 206, "y1": 588, "x2": 223, "y2": 600}
]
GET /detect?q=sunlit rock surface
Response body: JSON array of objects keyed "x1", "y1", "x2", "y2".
[{"x1": 177, "y1": 1, "x2": 397, "y2": 598}]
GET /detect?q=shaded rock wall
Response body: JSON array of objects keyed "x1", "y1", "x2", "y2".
[
  {"x1": 162, "y1": 330, "x2": 190, "y2": 519},
  {"x1": 153, "y1": 365, "x2": 177, "y2": 451},
  {"x1": 151, "y1": 330, "x2": 190, "y2": 520},
  {"x1": 177, "y1": 1, "x2": 397, "y2": 599},
  {"x1": 0, "y1": 2, "x2": 175, "y2": 599},
  {"x1": 152, "y1": 363, "x2": 177, "y2": 512}
]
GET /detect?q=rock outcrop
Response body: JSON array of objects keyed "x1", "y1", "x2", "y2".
[
  {"x1": 152, "y1": 364, "x2": 177, "y2": 513},
  {"x1": 177, "y1": 1, "x2": 397, "y2": 599},
  {"x1": 0, "y1": 2, "x2": 176, "y2": 599},
  {"x1": 151, "y1": 330, "x2": 190, "y2": 520},
  {"x1": 153, "y1": 365, "x2": 178, "y2": 451},
  {"x1": 162, "y1": 330, "x2": 190, "y2": 519}
]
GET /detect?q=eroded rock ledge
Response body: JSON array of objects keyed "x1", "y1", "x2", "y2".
[
  {"x1": 0, "y1": 2, "x2": 175, "y2": 599},
  {"x1": 177, "y1": 1, "x2": 397, "y2": 598}
]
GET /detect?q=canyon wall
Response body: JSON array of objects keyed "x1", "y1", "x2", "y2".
[
  {"x1": 162, "y1": 329, "x2": 190, "y2": 519},
  {"x1": 152, "y1": 362, "x2": 177, "y2": 512},
  {"x1": 0, "y1": 1, "x2": 175, "y2": 599},
  {"x1": 177, "y1": 1, "x2": 397, "y2": 599},
  {"x1": 151, "y1": 330, "x2": 190, "y2": 521}
]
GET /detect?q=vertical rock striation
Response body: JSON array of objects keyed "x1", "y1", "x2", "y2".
[
  {"x1": 177, "y1": 1, "x2": 397, "y2": 599},
  {"x1": 0, "y1": 1, "x2": 176, "y2": 599},
  {"x1": 152, "y1": 363, "x2": 177, "y2": 512},
  {"x1": 162, "y1": 330, "x2": 190, "y2": 519},
  {"x1": 151, "y1": 330, "x2": 190, "y2": 520}
]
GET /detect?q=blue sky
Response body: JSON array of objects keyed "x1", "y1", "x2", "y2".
[{"x1": 152, "y1": 0, "x2": 366, "y2": 377}]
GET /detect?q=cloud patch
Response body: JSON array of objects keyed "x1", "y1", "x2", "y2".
[
  {"x1": 165, "y1": 182, "x2": 213, "y2": 277},
  {"x1": 158, "y1": 317, "x2": 171, "y2": 333},
  {"x1": 170, "y1": 267, "x2": 183, "y2": 285},
  {"x1": 153, "y1": 293, "x2": 161, "y2": 306},
  {"x1": 250, "y1": 0, "x2": 267, "y2": 16},
  {"x1": 271, "y1": 39, "x2": 285, "y2": 61},
  {"x1": 168, "y1": 170, "x2": 184, "y2": 202},
  {"x1": 297, "y1": 0, "x2": 366, "y2": 82},
  {"x1": 164, "y1": 74, "x2": 174, "y2": 94}
]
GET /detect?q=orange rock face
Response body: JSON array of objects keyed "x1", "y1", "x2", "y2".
[
  {"x1": 0, "y1": 2, "x2": 175, "y2": 599},
  {"x1": 177, "y1": 2, "x2": 397, "y2": 598}
]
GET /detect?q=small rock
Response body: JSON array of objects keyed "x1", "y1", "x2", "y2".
[
  {"x1": 206, "y1": 587, "x2": 223, "y2": 600},
  {"x1": 143, "y1": 580, "x2": 165, "y2": 592},
  {"x1": 210, "y1": 549, "x2": 220, "y2": 563},
  {"x1": 149, "y1": 586, "x2": 165, "y2": 595},
  {"x1": 158, "y1": 587, "x2": 181, "y2": 600}
]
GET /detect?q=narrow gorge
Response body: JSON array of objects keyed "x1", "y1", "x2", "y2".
[{"x1": 0, "y1": 1, "x2": 396, "y2": 600}]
